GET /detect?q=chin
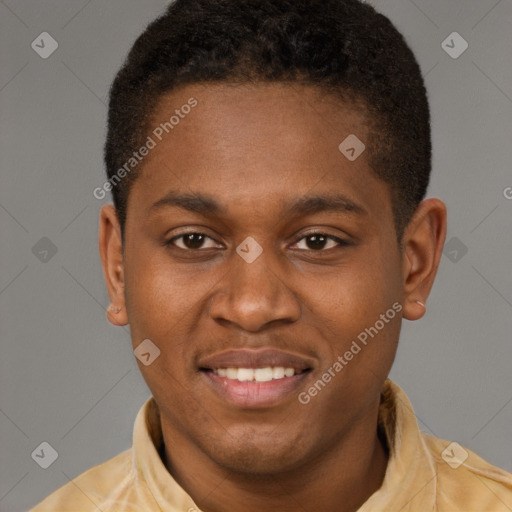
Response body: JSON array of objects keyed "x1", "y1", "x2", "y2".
[{"x1": 203, "y1": 430, "x2": 310, "y2": 476}]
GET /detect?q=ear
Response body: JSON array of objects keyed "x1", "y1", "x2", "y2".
[
  {"x1": 99, "y1": 205, "x2": 128, "y2": 326},
  {"x1": 401, "y1": 198, "x2": 447, "y2": 321}
]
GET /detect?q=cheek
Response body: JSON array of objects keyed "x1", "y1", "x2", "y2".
[
  {"x1": 299, "y1": 267, "x2": 401, "y2": 419},
  {"x1": 123, "y1": 254, "x2": 213, "y2": 412},
  {"x1": 307, "y1": 242, "x2": 402, "y2": 362},
  {"x1": 126, "y1": 250, "x2": 208, "y2": 323}
]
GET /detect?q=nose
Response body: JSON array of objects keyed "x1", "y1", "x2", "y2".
[{"x1": 208, "y1": 249, "x2": 301, "y2": 332}]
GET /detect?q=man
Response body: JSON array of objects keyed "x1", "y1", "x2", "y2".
[{"x1": 32, "y1": 0, "x2": 512, "y2": 510}]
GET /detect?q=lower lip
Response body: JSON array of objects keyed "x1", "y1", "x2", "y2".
[{"x1": 202, "y1": 371, "x2": 311, "y2": 408}]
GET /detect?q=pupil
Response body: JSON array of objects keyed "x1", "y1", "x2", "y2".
[
  {"x1": 307, "y1": 235, "x2": 326, "y2": 250},
  {"x1": 184, "y1": 234, "x2": 204, "y2": 249}
]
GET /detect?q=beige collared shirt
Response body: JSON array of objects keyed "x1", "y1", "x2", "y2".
[{"x1": 31, "y1": 380, "x2": 512, "y2": 511}]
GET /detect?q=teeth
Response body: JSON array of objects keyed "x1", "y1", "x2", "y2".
[
  {"x1": 284, "y1": 367, "x2": 295, "y2": 377},
  {"x1": 237, "y1": 368, "x2": 254, "y2": 381},
  {"x1": 213, "y1": 367, "x2": 298, "y2": 382},
  {"x1": 273, "y1": 367, "x2": 285, "y2": 379},
  {"x1": 226, "y1": 367, "x2": 238, "y2": 379},
  {"x1": 254, "y1": 367, "x2": 273, "y2": 382}
]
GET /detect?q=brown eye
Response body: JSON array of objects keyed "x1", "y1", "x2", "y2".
[
  {"x1": 167, "y1": 233, "x2": 219, "y2": 250},
  {"x1": 293, "y1": 233, "x2": 346, "y2": 251}
]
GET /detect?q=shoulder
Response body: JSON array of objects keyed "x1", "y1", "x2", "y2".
[
  {"x1": 29, "y1": 449, "x2": 141, "y2": 512},
  {"x1": 422, "y1": 432, "x2": 512, "y2": 512}
]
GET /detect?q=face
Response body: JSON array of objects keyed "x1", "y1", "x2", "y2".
[{"x1": 101, "y1": 83, "x2": 439, "y2": 476}]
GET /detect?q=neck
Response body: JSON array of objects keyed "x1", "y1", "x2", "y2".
[{"x1": 161, "y1": 400, "x2": 389, "y2": 512}]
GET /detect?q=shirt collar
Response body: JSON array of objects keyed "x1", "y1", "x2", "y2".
[
  {"x1": 359, "y1": 380, "x2": 437, "y2": 511},
  {"x1": 132, "y1": 397, "x2": 199, "y2": 511},
  {"x1": 132, "y1": 379, "x2": 437, "y2": 511}
]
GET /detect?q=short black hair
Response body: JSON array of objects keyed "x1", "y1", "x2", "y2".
[{"x1": 104, "y1": 0, "x2": 431, "y2": 240}]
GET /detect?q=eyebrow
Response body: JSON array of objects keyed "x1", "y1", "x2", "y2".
[
  {"x1": 148, "y1": 191, "x2": 366, "y2": 217},
  {"x1": 149, "y1": 192, "x2": 227, "y2": 216}
]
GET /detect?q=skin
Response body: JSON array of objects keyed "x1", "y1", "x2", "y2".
[{"x1": 99, "y1": 83, "x2": 446, "y2": 512}]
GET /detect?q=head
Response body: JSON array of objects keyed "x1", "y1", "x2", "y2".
[{"x1": 99, "y1": 0, "x2": 446, "y2": 480}]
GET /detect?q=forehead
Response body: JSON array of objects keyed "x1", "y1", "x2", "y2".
[
  {"x1": 149, "y1": 82, "x2": 369, "y2": 155},
  {"x1": 129, "y1": 82, "x2": 391, "y2": 225}
]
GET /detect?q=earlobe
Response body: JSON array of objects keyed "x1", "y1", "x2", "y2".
[
  {"x1": 404, "y1": 299, "x2": 427, "y2": 321},
  {"x1": 401, "y1": 198, "x2": 447, "y2": 321},
  {"x1": 106, "y1": 303, "x2": 128, "y2": 326},
  {"x1": 99, "y1": 205, "x2": 129, "y2": 326}
]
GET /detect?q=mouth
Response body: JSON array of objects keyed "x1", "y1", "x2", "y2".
[{"x1": 198, "y1": 349, "x2": 314, "y2": 408}]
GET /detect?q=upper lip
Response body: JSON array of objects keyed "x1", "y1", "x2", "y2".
[{"x1": 198, "y1": 348, "x2": 314, "y2": 371}]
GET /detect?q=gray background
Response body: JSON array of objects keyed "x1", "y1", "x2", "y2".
[{"x1": 0, "y1": 0, "x2": 511, "y2": 510}]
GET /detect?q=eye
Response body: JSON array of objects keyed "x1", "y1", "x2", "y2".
[
  {"x1": 167, "y1": 232, "x2": 221, "y2": 250},
  {"x1": 292, "y1": 233, "x2": 347, "y2": 251}
]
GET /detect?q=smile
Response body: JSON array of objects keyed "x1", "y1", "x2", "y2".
[{"x1": 198, "y1": 348, "x2": 315, "y2": 407}]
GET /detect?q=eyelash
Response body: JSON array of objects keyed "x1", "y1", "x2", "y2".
[{"x1": 165, "y1": 231, "x2": 349, "y2": 252}]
